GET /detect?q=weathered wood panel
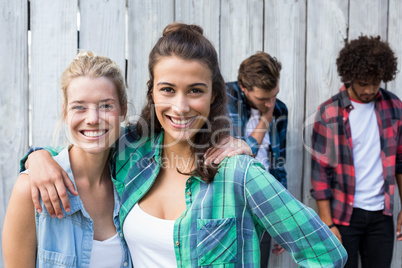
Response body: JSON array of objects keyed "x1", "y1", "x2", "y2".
[
  {"x1": 386, "y1": 1, "x2": 402, "y2": 267},
  {"x1": 303, "y1": 0, "x2": 349, "y2": 208},
  {"x1": 264, "y1": 0, "x2": 306, "y2": 266},
  {"x1": 0, "y1": 1, "x2": 28, "y2": 266},
  {"x1": 220, "y1": 0, "x2": 264, "y2": 82},
  {"x1": 175, "y1": 0, "x2": 220, "y2": 59},
  {"x1": 126, "y1": 0, "x2": 174, "y2": 119},
  {"x1": 79, "y1": 0, "x2": 126, "y2": 73},
  {"x1": 349, "y1": 0, "x2": 388, "y2": 40},
  {"x1": 30, "y1": 0, "x2": 77, "y2": 147}
]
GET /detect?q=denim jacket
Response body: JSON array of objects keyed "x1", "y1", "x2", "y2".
[{"x1": 35, "y1": 148, "x2": 132, "y2": 267}]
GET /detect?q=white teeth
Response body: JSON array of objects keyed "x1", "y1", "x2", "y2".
[
  {"x1": 170, "y1": 117, "x2": 193, "y2": 125},
  {"x1": 82, "y1": 130, "x2": 106, "y2": 137}
]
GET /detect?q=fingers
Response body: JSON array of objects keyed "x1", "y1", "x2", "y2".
[
  {"x1": 30, "y1": 187, "x2": 42, "y2": 213},
  {"x1": 396, "y1": 211, "x2": 402, "y2": 241},
  {"x1": 212, "y1": 148, "x2": 232, "y2": 165},
  {"x1": 38, "y1": 186, "x2": 56, "y2": 217},
  {"x1": 227, "y1": 147, "x2": 252, "y2": 157},
  {"x1": 271, "y1": 244, "x2": 285, "y2": 256},
  {"x1": 204, "y1": 147, "x2": 219, "y2": 166}
]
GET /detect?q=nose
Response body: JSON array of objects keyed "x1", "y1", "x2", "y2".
[
  {"x1": 172, "y1": 94, "x2": 190, "y2": 114},
  {"x1": 364, "y1": 85, "x2": 375, "y2": 94},
  {"x1": 85, "y1": 107, "x2": 100, "y2": 124},
  {"x1": 265, "y1": 98, "x2": 275, "y2": 109}
]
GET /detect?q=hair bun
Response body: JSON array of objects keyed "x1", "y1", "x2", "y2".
[{"x1": 162, "y1": 22, "x2": 203, "y2": 36}]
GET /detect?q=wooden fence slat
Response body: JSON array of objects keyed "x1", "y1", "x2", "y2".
[
  {"x1": 349, "y1": 0, "x2": 388, "y2": 40},
  {"x1": 30, "y1": 0, "x2": 78, "y2": 147},
  {"x1": 220, "y1": 0, "x2": 264, "y2": 82},
  {"x1": 0, "y1": 1, "x2": 28, "y2": 267},
  {"x1": 303, "y1": 0, "x2": 349, "y2": 207},
  {"x1": 79, "y1": 0, "x2": 126, "y2": 73},
  {"x1": 385, "y1": 1, "x2": 402, "y2": 267},
  {"x1": 126, "y1": 0, "x2": 174, "y2": 119},
  {"x1": 264, "y1": 1, "x2": 307, "y2": 266},
  {"x1": 175, "y1": 0, "x2": 220, "y2": 58}
]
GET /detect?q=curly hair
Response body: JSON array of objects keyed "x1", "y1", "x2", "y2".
[
  {"x1": 136, "y1": 23, "x2": 228, "y2": 183},
  {"x1": 238, "y1": 51, "x2": 281, "y2": 92},
  {"x1": 336, "y1": 35, "x2": 397, "y2": 83}
]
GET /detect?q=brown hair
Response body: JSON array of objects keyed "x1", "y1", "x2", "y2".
[
  {"x1": 238, "y1": 51, "x2": 282, "y2": 92},
  {"x1": 336, "y1": 35, "x2": 398, "y2": 83},
  {"x1": 136, "y1": 23, "x2": 228, "y2": 182},
  {"x1": 60, "y1": 51, "x2": 127, "y2": 117}
]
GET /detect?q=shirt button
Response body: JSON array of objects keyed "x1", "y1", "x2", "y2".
[
  {"x1": 349, "y1": 105, "x2": 353, "y2": 109},
  {"x1": 181, "y1": 214, "x2": 186, "y2": 218},
  {"x1": 187, "y1": 190, "x2": 191, "y2": 196},
  {"x1": 123, "y1": 262, "x2": 128, "y2": 266},
  {"x1": 188, "y1": 179, "x2": 192, "y2": 184},
  {"x1": 119, "y1": 232, "x2": 123, "y2": 238},
  {"x1": 343, "y1": 117, "x2": 346, "y2": 121},
  {"x1": 349, "y1": 202, "x2": 353, "y2": 206},
  {"x1": 175, "y1": 241, "x2": 180, "y2": 246}
]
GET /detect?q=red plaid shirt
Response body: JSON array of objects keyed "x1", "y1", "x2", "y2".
[{"x1": 311, "y1": 85, "x2": 402, "y2": 226}]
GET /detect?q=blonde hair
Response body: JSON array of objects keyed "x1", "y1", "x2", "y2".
[
  {"x1": 54, "y1": 51, "x2": 127, "y2": 146},
  {"x1": 60, "y1": 51, "x2": 127, "y2": 117}
]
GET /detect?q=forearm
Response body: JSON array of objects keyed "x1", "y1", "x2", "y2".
[
  {"x1": 21, "y1": 146, "x2": 64, "y2": 171},
  {"x1": 249, "y1": 118, "x2": 270, "y2": 146},
  {"x1": 316, "y1": 199, "x2": 334, "y2": 225}
]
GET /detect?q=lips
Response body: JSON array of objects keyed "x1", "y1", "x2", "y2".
[
  {"x1": 80, "y1": 130, "x2": 108, "y2": 138},
  {"x1": 166, "y1": 115, "x2": 196, "y2": 128}
]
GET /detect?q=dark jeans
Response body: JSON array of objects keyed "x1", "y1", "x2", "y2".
[
  {"x1": 337, "y1": 208, "x2": 394, "y2": 268},
  {"x1": 260, "y1": 231, "x2": 272, "y2": 268}
]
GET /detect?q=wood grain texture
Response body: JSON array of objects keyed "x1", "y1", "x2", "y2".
[
  {"x1": 303, "y1": 0, "x2": 348, "y2": 207},
  {"x1": 175, "y1": 0, "x2": 220, "y2": 58},
  {"x1": 30, "y1": 0, "x2": 77, "y2": 147},
  {"x1": 220, "y1": 0, "x2": 264, "y2": 82},
  {"x1": 0, "y1": 1, "x2": 28, "y2": 266},
  {"x1": 126, "y1": 0, "x2": 174, "y2": 120},
  {"x1": 385, "y1": 1, "x2": 402, "y2": 267},
  {"x1": 264, "y1": 1, "x2": 306, "y2": 266},
  {"x1": 349, "y1": 0, "x2": 388, "y2": 40},
  {"x1": 79, "y1": 0, "x2": 126, "y2": 73}
]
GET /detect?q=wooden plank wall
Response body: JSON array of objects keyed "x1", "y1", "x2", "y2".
[{"x1": 1, "y1": 1, "x2": 402, "y2": 267}]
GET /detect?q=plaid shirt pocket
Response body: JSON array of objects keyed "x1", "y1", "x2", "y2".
[{"x1": 197, "y1": 218, "x2": 237, "y2": 266}]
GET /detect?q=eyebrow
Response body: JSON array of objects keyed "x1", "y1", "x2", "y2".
[
  {"x1": 156, "y1": 82, "x2": 208, "y2": 88},
  {"x1": 69, "y1": 99, "x2": 115, "y2": 105}
]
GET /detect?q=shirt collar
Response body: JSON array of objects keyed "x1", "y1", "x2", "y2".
[{"x1": 340, "y1": 83, "x2": 383, "y2": 108}]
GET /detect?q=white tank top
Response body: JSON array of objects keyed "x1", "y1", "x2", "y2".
[
  {"x1": 89, "y1": 233, "x2": 123, "y2": 268},
  {"x1": 123, "y1": 203, "x2": 177, "y2": 267}
]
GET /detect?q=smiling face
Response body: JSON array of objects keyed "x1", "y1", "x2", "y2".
[
  {"x1": 241, "y1": 83, "x2": 279, "y2": 113},
  {"x1": 348, "y1": 79, "x2": 381, "y2": 103},
  {"x1": 65, "y1": 76, "x2": 123, "y2": 154},
  {"x1": 152, "y1": 56, "x2": 214, "y2": 146}
]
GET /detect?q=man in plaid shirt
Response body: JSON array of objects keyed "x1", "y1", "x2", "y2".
[
  {"x1": 311, "y1": 35, "x2": 402, "y2": 268},
  {"x1": 226, "y1": 52, "x2": 288, "y2": 267}
]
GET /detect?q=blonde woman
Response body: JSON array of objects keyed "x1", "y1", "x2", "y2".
[{"x1": 3, "y1": 52, "x2": 131, "y2": 267}]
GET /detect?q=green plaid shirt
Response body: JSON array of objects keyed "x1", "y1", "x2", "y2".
[
  {"x1": 22, "y1": 126, "x2": 347, "y2": 267},
  {"x1": 110, "y1": 127, "x2": 347, "y2": 267}
]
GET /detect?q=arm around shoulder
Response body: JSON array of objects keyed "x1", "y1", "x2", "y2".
[{"x1": 3, "y1": 174, "x2": 37, "y2": 268}]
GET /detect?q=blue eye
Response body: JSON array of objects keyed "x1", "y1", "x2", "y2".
[
  {"x1": 99, "y1": 104, "x2": 114, "y2": 111},
  {"x1": 72, "y1": 106, "x2": 85, "y2": 111}
]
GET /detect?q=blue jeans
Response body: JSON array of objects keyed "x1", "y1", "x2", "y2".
[{"x1": 337, "y1": 208, "x2": 394, "y2": 268}]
